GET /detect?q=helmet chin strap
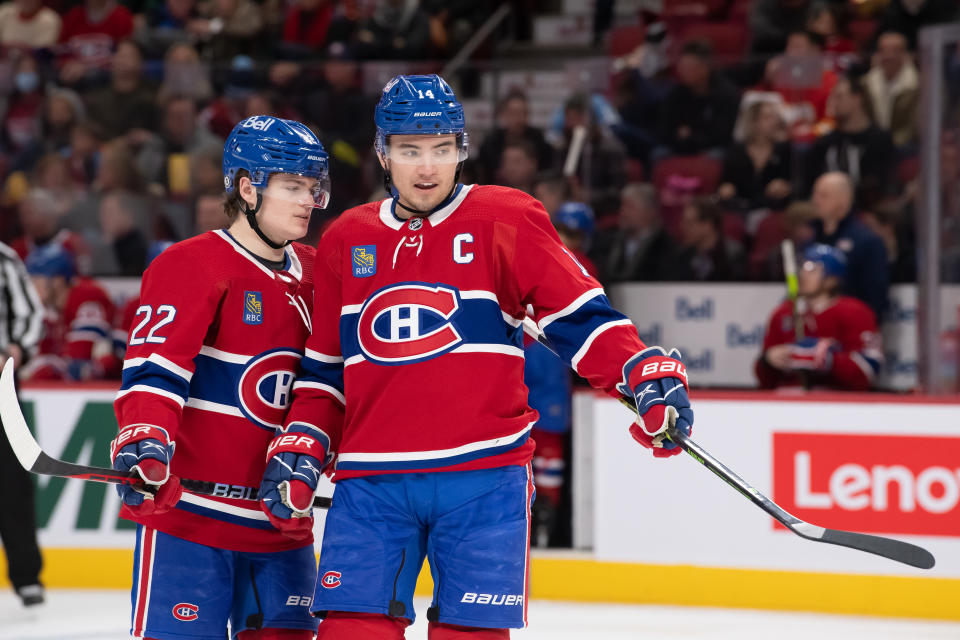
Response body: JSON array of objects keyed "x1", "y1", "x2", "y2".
[
  {"x1": 382, "y1": 160, "x2": 464, "y2": 217},
  {"x1": 242, "y1": 191, "x2": 291, "y2": 249}
]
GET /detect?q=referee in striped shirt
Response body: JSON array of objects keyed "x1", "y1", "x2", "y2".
[{"x1": 0, "y1": 240, "x2": 46, "y2": 607}]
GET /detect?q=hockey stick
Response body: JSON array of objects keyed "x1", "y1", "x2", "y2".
[
  {"x1": 521, "y1": 317, "x2": 935, "y2": 569},
  {"x1": 781, "y1": 239, "x2": 809, "y2": 389},
  {"x1": 0, "y1": 360, "x2": 331, "y2": 509}
]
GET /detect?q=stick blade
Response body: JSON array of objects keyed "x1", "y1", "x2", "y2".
[
  {"x1": 0, "y1": 359, "x2": 41, "y2": 470},
  {"x1": 819, "y1": 528, "x2": 935, "y2": 569}
]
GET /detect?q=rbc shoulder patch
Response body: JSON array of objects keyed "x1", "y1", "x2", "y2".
[
  {"x1": 244, "y1": 291, "x2": 263, "y2": 325},
  {"x1": 352, "y1": 245, "x2": 377, "y2": 278}
]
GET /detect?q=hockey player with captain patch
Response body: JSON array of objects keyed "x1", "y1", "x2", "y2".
[
  {"x1": 110, "y1": 116, "x2": 330, "y2": 640},
  {"x1": 260, "y1": 74, "x2": 696, "y2": 639}
]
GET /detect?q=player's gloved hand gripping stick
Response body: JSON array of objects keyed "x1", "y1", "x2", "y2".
[
  {"x1": 520, "y1": 317, "x2": 935, "y2": 570},
  {"x1": 0, "y1": 360, "x2": 332, "y2": 509}
]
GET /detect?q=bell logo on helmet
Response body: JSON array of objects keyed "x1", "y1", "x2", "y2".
[{"x1": 242, "y1": 116, "x2": 275, "y2": 131}]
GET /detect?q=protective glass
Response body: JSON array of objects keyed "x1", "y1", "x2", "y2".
[
  {"x1": 384, "y1": 139, "x2": 468, "y2": 166},
  {"x1": 262, "y1": 173, "x2": 331, "y2": 209}
]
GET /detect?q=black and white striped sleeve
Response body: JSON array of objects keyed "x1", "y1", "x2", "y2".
[{"x1": 0, "y1": 242, "x2": 45, "y2": 357}]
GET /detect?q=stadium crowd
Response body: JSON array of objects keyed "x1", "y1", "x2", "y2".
[{"x1": 0, "y1": 0, "x2": 956, "y2": 387}]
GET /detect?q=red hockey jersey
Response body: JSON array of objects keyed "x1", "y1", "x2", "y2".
[
  {"x1": 755, "y1": 296, "x2": 883, "y2": 390},
  {"x1": 114, "y1": 230, "x2": 315, "y2": 551},
  {"x1": 284, "y1": 184, "x2": 647, "y2": 480}
]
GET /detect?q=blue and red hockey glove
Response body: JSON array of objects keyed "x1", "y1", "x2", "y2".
[
  {"x1": 259, "y1": 423, "x2": 327, "y2": 541},
  {"x1": 110, "y1": 424, "x2": 182, "y2": 516},
  {"x1": 617, "y1": 347, "x2": 694, "y2": 458},
  {"x1": 787, "y1": 337, "x2": 838, "y2": 372}
]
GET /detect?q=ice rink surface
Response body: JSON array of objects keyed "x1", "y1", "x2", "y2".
[{"x1": 0, "y1": 591, "x2": 958, "y2": 640}]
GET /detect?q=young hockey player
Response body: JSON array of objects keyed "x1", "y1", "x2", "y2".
[
  {"x1": 110, "y1": 115, "x2": 329, "y2": 640},
  {"x1": 260, "y1": 75, "x2": 694, "y2": 639},
  {"x1": 756, "y1": 243, "x2": 883, "y2": 390}
]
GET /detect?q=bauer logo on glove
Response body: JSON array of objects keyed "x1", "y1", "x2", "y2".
[{"x1": 617, "y1": 346, "x2": 694, "y2": 458}]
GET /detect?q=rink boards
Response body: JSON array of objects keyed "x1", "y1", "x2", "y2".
[{"x1": 1, "y1": 386, "x2": 958, "y2": 621}]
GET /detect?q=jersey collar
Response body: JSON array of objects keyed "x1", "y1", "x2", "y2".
[
  {"x1": 378, "y1": 184, "x2": 474, "y2": 231},
  {"x1": 214, "y1": 229, "x2": 302, "y2": 281}
]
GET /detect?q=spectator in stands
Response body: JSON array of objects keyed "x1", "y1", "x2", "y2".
[
  {"x1": 83, "y1": 39, "x2": 159, "y2": 142},
  {"x1": 65, "y1": 120, "x2": 101, "y2": 188},
  {"x1": 29, "y1": 153, "x2": 84, "y2": 219},
  {"x1": 718, "y1": 99, "x2": 794, "y2": 212},
  {"x1": 353, "y1": 0, "x2": 431, "y2": 60},
  {"x1": 532, "y1": 171, "x2": 571, "y2": 216},
  {"x1": 810, "y1": 171, "x2": 889, "y2": 318},
  {"x1": 193, "y1": 191, "x2": 225, "y2": 233},
  {"x1": 278, "y1": 0, "x2": 334, "y2": 58},
  {"x1": 863, "y1": 32, "x2": 919, "y2": 149},
  {"x1": 1, "y1": 53, "x2": 46, "y2": 161},
  {"x1": 13, "y1": 188, "x2": 87, "y2": 261},
  {"x1": 137, "y1": 95, "x2": 222, "y2": 194},
  {"x1": 657, "y1": 40, "x2": 740, "y2": 157},
  {"x1": 135, "y1": 0, "x2": 199, "y2": 58},
  {"x1": 761, "y1": 30, "x2": 838, "y2": 137},
  {"x1": 806, "y1": 75, "x2": 895, "y2": 208},
  {"x1": 0, "y1": 0, "x2": 61, "y2": 49},
  {"x1": 676, "y1": 196, "x2": 746, "y2": 281},
  {"x1": 57, "y1": 0, "x2": 134, "y2": 85},
  {"x1": 552, "y1": 201, "x2": 598, "y2": 278},
  {"x1": 34, "y1": 87, "x2": 86, "y2": 161},
  {"x1": 188, "y1": 146, "x2": 225, "y2": 198},
  {"x1": 554, "y1": 92, "x2": 627, "y2": 219},
  {"x1": 874, "y1": 0, "x2": 959, "y2": 50},
  {"x1": 158, "y1": 43, "x2": 214, "y2": 104},
  {"x1": 592, "y1": 183, "x2": 678, "y2": 283},
  {"x1": 422, "y1": 0, "x2": 487, "y2": 55},
  {"x1": 477, "y1": 90, "x2": 553, "y2": 185},
  {"x1": 806, "y1": 2, "x2": 854, "y2": 59},
  {"x1": 498, "y1": 139, "x2": 539, "y2": 195},
  {"x1": 755, "y1": 243, "x2": 883, "y2": 390},
  {"x1": 749, "y1": 199, "x2": 816, "y2": 280},
  {"x1": 189, "y1": 0, "x2": 265, "y2": 61},
  {"x1": 861, "y1": 200, "x2": 916, "y2": 283},
  {"x1": 199, "y1": 54, "x2": 256, "y2": 139},
  {"x1": 94, "y1": 190, "x2": 148, "y2": 275},
  {"x1": 22, "y1": 242, "x2": 119, "y2": 380},
  {"x1": 750, "y1": 0, "x2": 811, "y2": 55}
]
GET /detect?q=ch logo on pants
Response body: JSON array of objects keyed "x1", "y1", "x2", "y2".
[
  {"x1": 172, "y1": 603, "x2": 199, "y2": 621},
  {"x1": 321, "y1": 571, "x2": 342, "y2": 588}
]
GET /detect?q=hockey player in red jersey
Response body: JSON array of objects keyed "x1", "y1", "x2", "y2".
[
  {"x1": 756, "y1": 243, "x2": 883, "y2": 390},
  {"x1": 259, "y1": 75, "x2": 695, "y2": 640},
  {"x1": 109, "y1": 116, "x2": 330, "y2": 640}
]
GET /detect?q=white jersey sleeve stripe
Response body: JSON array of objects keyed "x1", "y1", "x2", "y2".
[
  {"x1": 292, "y1": 380, "x2": 346, "y2": 405},
  {"x1": 304, "y1": 348, "x2": 344, "y2": 363},
  {"x1": 116, "y1": 385, "x2": 187, "y2": 408},
  {"x1": 570, "y1": 319, "x2": 636, "y2": 374},
  {"x1": 538, "y1": 288, "x2": 605, "y2": 329}
]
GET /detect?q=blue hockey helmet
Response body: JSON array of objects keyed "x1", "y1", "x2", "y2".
[
  {"x1": 554, "y1": 201, "x2": 595, "y2": 238},
  {"x1": 802, "y1": 243, "x2": 847, "y2": 280},
  {"x1": 374, "y1": 74, "x2": 468, "y2": 163},
  {"x1": 25, "y1": 243, "x2": 76, "y2": 280},
  {"x1": 223, "y1": 115, "x2": 330, "y2": 209}
]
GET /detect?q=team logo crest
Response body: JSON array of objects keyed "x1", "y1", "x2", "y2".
[
  {"x1": 244, "y1": 291, "x2": 263, "y2": 325},
  {"x1": 357, "y1": 282, "x2": 463, "y2": 365},
  {"x1": 321, "y1": 571, "x2": 342, "y2": 588},
  {"x1": 172, "y1": 603, "x2": 199, "y2": 621},
  {"x1": 237, "y1": 349, "x2": 302, "y2": 430},
  {"x1": 352, "y1": 245, "x2": 377, "y2": 278}
]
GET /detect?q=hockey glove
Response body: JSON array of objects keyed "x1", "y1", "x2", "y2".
[
  {"x1": 617, "y1": 347, "x2": 694, "y2": 458},
  {"x1": 110, "y1": 424, "x2": 182, "y2": 516},
  {"x1": 259, "y1": 423, "x2": 326, "y2": 541},
  {"x1": 788, "y1": 337, "x2": 838, "y2": 373}
]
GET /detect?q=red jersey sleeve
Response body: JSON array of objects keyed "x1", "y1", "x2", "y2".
[
  {"x1": 499, "y1": 193, "x2": 646, "y2": 394},
  {"x1": 828, "y1": 298, "x2": 883, "y2": 391},
  {"x1": 114, "y1": 248, "x2": 224, "y2": 440}
]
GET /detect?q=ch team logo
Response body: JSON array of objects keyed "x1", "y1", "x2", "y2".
[
  {"x1": 172, "y1": 603, "x2": 199, "y2": 621},
  {"x1": 237, "y1": 349, "x2": 302, "y2": 430},
  {"x1": 321, "y1": 571, "x2": 342, "y2": 589},
  {"x1": 357, "y1": 283, "x2": 463, "y2": 365}
]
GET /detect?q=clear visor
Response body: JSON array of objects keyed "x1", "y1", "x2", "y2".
[
  {"x1": 384, "y1": 139, "x2": 468, "y2": 166},
  {"x1": 261, "y1": 173, "x2": 331, "y2": 209}
]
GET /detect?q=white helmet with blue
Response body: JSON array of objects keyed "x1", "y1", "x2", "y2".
[{"x1": 223, "y1": 115, "x2": 330, "y2": 248}]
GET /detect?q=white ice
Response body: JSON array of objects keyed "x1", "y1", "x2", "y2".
[{"x1": 1, "y1": 591, "x2": 959, "y2": 640}]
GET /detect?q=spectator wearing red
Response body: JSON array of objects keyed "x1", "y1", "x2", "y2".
[
  {"x1": 2, "y1": 53, "x2": 45, "y2": 160},
  {"x1": 761, "y1": 30, "x2": 838, "y2": 130},
  {"x1": 57, "y1": 0, "x2": 134, "y2": 84},
  {"x1": 0, "y1": 0, "x2": 62, "y2": 49},
  {"x1": 806, "y1": 2, "x2": 855, "y2": 58},
  {"x1": 281, "y1": 0, "x2": 334, "y2": 54}
]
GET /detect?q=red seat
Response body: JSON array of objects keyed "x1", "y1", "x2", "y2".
[
  {"x1": 678, "y1": 22, "x2": 748, "y2": 62},
  {"x1": 607, "y1": 24, "x2": 646, "y2": 57},
  {"x1": 847, "y1": 19, "x2": 878, "y2": 51},
  {"x1": 652, "y1": 154, "x2": 723, "y2": 194}
]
